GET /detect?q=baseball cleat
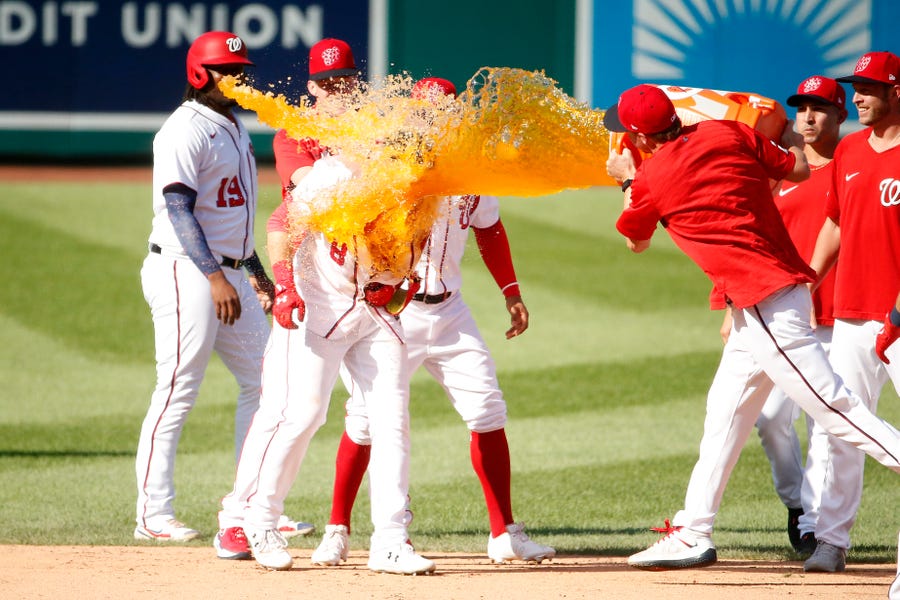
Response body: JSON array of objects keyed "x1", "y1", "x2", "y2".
[
  {"x1": 311, "y1": 524, "x2": 350, "y2": 566},
  {"x1": 803, "y1": 541, "x2": 846, "y2": 572},
  {"x1": 367, "y1": 542, "x2": 435, "y2": 575},
  {"x1": 134, "y1": 518, "x2": 200, "y2": 542},
  {"x1": 277, "y1": 514, "x2": 316, "y2": 538},
  {"x1": 787, "y1": 507, "x2": 803, "y2": 552},
  {"x1": 246, "y1": 528, "x2": 293, "y2": 571},
  {"x1": 214, "y1": 526, "x2": 252, "y2": 560},
  {"x1": 487, "y1": 522, "x2": 556, "y2": 564},
  {"x1": 627, "y1": 519, "x2": 717, "y2": 570}
]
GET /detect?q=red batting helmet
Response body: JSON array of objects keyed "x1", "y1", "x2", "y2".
[{"x1": 186, "y1": 31, "x2": 254, "y2": 89}]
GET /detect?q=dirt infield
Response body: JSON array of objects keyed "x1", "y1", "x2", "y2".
[{"x1": 4, "y1": 546, "x2": 896, "y2": 599}]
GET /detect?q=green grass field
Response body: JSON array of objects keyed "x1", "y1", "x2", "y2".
[{"x1": 0, "y1": 180, "x2": 897, "y2": 562}]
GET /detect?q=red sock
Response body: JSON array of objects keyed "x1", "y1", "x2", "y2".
[
  {"x1": 329, "y1": 432, "x2": 371, "y2": 533},
  {"x1": 470, "y1": 429, "x2": 514, "y2": 537}
]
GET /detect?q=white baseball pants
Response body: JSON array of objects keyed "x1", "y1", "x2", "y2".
[
  {"x1": 220, "y1": 318, "x2": 413, "y2": 549},
  {"x1": 674, "y1": 285, "x2": 900, "y2": 537},
  {"x1": 813, "y1": 318, "x2": 900, "y2": 549},
  {"x1": 136, "y1": 253, "x2": 268, "y2": 526}
]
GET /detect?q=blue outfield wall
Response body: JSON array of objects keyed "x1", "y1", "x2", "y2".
[{"x1": 1, "y1": 0, "x2": 899, "y2": 161}]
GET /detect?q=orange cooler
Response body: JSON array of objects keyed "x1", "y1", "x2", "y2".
[{"x1": 608, "y1": 84, "x2": 788, "y2": 176}]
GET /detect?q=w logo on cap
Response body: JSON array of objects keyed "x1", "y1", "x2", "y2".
[
  {"x1": 226, "y1": 37, "x2": 243, "y2": 53},
  {"x1": 322, "y1": 46, "x2": 341, "y2": 66}
]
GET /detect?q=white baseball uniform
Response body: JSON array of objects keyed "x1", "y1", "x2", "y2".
[
  {"x1": 219, "y1": 157, "x2": 415, "y2": 551},
  {"x1": 137, "y1": 99, "x2": 268, "y2": 529},
  {"x1": 345, "y1": 194, "x2": 507, "y2": 444}
]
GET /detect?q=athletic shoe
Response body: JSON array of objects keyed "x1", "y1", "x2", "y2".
[
  {"x1": 796, "y1": 532, "x2": 817, "y2": 557},
  {"x1": 278, "y1": 514, "x2": 316, "y2": 538},
  {"x1": 803, "y1": 541, "x2": 846, "y2": 572},
  {"x1": 246, "y1": 528, "x2": 293, "y2": 571},
  {"x1": 133, "y1": 518, "x2": 200, "y2": 541},
  {"x1": 627, "y1": 519, "x2": 717, "y2": 570},
  {"x1": 311, "y1": 524, "x2": 350, "y2": 566},
  {"x1": 367, "y1": 542, "x2": 436, "y2": 575},
  {"x1": 787, "y1": 507, "x2": 803, "y2": 551},
  {"x1": 487, "y1": 523, "x2": 556, "y2": 563},
  {"x1": 214, "y1": 527, "x2": 251, "y2": 560}
]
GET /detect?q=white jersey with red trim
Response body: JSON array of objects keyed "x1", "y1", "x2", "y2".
[
  {"x1": 149, "y1": 100, "x2": 258, "y2": 261},
  {"x1": 417, "y1": 195, "x2": 500, "y2": 296},
  {"x1": 290, "y1": 156, "x2": 403, "y2": 340}
]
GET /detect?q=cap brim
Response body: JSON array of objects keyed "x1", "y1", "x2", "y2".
[
  {"x1": 309, "y1": 68, "x2": 359, "y2": 81},
  {"x1": 603, "y1": 104, "x2": 627, "y2": 132},
  {"x1": 786, "y1": 94, "x2": 837, "y2": 108},
  {"x1": 835, "y1": 75, "x2": 888, "y2": 85}
]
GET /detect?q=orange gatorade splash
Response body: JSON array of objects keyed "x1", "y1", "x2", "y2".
[{"x1": 220, "y1": 68, "x2": 612, "y2": 276}]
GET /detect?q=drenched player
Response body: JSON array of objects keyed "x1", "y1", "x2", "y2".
[
  {"x1": 135, "y1": 31, "x2": 274, "y2": 541},
  {"x1": 214, "y1": 40, "x2": 434, "y2": 575},
  {"x1": 605, "y1": 83, "x2": 900, "y2": 570},
  {"x1": 308, "y1": 78, "x2": 555, "y2": 568}
]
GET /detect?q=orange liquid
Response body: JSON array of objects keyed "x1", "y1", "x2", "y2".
[{"x1": 221, "y1": 68, "x2": 612, "y2": 276}]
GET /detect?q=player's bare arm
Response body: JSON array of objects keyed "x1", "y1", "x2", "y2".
[
  {"x1": 807, "y1": 217, "x2": 841, "y2": 290},
  {"x1": 244, "y1": 252, "x2": 275, "y2": 313}
]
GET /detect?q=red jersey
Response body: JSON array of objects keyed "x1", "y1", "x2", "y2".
[
  {"x1": 826, "y1": 128, "x2": 900, "y2": 320},
  {"x1": 272, "y1": 129, "x2": 325, "y2": 201},
  {"x1": 270, "y1": 130, "x2": 327, "y2": 234},
  {"x1": 775, "y1": 162, "x2": 836, "y2": 326},
  {"x1": 616, "y1": 120, "x2": 815, "y2": 309}
]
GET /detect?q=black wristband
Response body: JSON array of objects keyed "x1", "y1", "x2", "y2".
[{"x1": 621, "y1": 178, "x2": 634, "y2": 192}]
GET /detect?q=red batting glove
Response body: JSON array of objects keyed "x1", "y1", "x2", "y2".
[
  {"x1": 875, "y1": 311, "x2": 900, "y2": 364},
  {"x1": 272, "y1": 260, "x2": 305, "y2": 329}
]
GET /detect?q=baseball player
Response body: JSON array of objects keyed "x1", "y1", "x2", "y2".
[
  {"x1": 215, "y1": 154, "x2": 433, "y2": 574},
  {"x1": 308, "y1": 77, "x2": 555, "y2": 568},
  {"x1": 719, "y1": 76, "x2": 846, "y2": 556},
  {"x1": 604, "y1": 83, "x2": 900, "y2": 570},
  {"x1": 803, "y1": 51, "x2": 900, "y2": 573},
  {"x1": 135, "y1": 31, "x2": 274, "y2": 541}
]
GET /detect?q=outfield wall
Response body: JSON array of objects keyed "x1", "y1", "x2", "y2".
[{"x1": 2, "y1": 0, "x2": 899, "y2": 162}]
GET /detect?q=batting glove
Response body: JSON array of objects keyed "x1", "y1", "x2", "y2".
[
  {"x1": 875, "y1": 309, "x2": 900, "y2": 364},
  {"x1": 272, "y1": 260, "x2": 305, "y2": 329}
]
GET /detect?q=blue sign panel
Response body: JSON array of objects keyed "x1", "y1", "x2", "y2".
[
  {"x1": 593, "y1": 0, "x2": 900, "y2": 109},
  {"x1": 0, "y1": 1, "x2": 369, "y2": 115}
]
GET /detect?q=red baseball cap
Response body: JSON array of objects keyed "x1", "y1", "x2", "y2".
[
  {"x1": 309, "y1": 38, "x2": 358, "y2": 81},
  {"x1": 603, "y1": 84, "x2": 677, "y2": 134},
  {"x1": 412, "y1": 77, "x2": 457, "y2": 100},
  {"x1": 786, "y1": 75, "x2": 846, "y2": 110},
  {"x1": 836, "y1": 51, "x2": 900, "y2": 86}
]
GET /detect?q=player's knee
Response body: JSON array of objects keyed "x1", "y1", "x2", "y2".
[
  {"x1": 465, "y1": 402, "x2": 507, "y2": 433},
  {"x1": 345, "y1": 414, "x2": 372, "y2": 445}
]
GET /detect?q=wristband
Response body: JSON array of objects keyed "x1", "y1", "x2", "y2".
[
  {"x1": 890, "y1": 307, "x2": 900, "y2": 327},
  {"x1": 621, "y1": 178, "x2": 633, "y2": 192}
]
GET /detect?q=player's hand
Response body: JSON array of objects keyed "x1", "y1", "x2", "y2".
[
  {"x1": 273, "y1": 284, "x2": 305, "y2": 328},
  {"x1": 272, "y1": 259, "x2": 304, "y2": 329},
  {"x1": 720, "y1": 308, "x2": 732, "y2": 345},
  {"x1": 606, "y1": 146, "x2": 636, "y2": 182},
  {"x1": 249, "y1": 273, "x2": 275, "y2": 314},
  {"x1": 208, "y1": 270, "x2": 241, "y2": 325},
  {"x1": 505, "y1": 295, "x2": 529, "y2": 339},
  {"x1": 875, "y1": 312, "x2": 900, "y2": 364}
]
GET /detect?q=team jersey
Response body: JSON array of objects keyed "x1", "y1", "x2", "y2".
[
  {"x1": 290, "y1": 157, "x2": 404, "y2": 340},
  {"x1": 826, "y1": 129, "x2": 900, "y2": 320},
  {"x1": 148, "y1": 100, "x2": 257, "y2": 261},
  {"x1": 416, "y1": 195, "x2": 501, "y2": 296},
  {"x1": 617, "y1": 120, "x2": 814, "y2": 309},
  {"x1": 775, "y1": 162, "x2": 836, "y2": 326}
]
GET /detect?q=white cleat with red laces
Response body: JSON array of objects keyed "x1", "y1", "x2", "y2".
[{"x1": 627, "y1": 519, "x2": 717, "y2": 570}]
